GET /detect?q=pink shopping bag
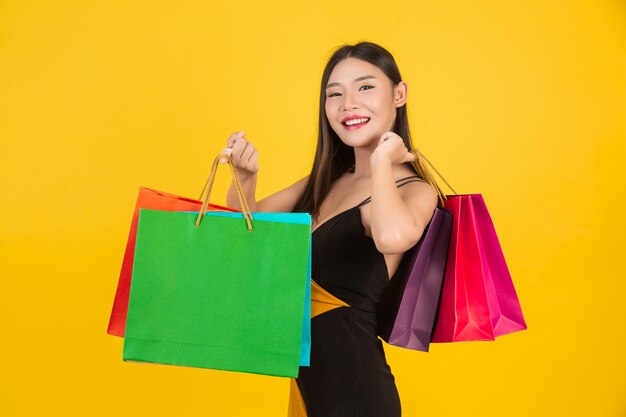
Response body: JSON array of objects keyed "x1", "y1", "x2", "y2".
[{"x1": 431, "y1": 194, "x2": 527, "y2": 343}]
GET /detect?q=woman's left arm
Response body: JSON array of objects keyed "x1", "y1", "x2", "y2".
[{"x1": 369, "y1": 132, "x2": 438, "y2": 255}]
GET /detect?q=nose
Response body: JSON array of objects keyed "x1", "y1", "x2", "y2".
[{"x1": 342, "y1": 90, "x2": 359, "y2": 111}]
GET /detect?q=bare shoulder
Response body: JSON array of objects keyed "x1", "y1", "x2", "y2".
[
  {"x1": 391, "y1": 165, "x2": 438, "y2": 202},
  {"x1": 256, "y1": 176, "x2": 309, "y2": 212},
  {"x1": 398, "y1": 179, "x2": 438, "y2": 218},
  {"x1": 398, "y1": 178, "x2": 437, "y2": 197}
]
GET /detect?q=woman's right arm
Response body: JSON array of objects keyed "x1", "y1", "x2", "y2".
[{"x1": 222, "y1": 132, "x2": 308, "y2": 212}]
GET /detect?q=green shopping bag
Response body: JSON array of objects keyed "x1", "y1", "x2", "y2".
[
  {"x1": 123, "y1": 155, "x2": 311, "y2": 377},
  {"x1": 203, "y1": 210, "x2": 312, "y2": 367}
]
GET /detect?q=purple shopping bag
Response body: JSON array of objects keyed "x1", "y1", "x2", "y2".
[{"x1": 377, "y1": 207, "x2": 453, "y2": 352}]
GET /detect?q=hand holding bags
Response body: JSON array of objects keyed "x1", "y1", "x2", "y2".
[{"x1": 121, "y1": 155, "x2": 312, "y2": 377}]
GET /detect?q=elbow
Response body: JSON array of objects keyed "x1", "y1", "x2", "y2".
[{"x1": 373, "y1": 225, "x2": 426, "y2": 255}]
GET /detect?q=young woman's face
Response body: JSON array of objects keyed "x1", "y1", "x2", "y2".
[{"x1": 324, "y1": 57, "x2": 407, "y2": 148}]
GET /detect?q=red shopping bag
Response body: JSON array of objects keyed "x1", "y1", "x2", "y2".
[
  {"x1": 107, "y1": 187, "x2": 236, "y2": 337},
  {"x1": 431, "y1": 194, "x2": 527, "y2": 342}
]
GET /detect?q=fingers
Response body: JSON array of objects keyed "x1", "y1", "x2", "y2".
[
  {"x1": 247, "y1": 147, "x2": 259, "y2": 170},
  {"x1": 230, "y1": 138, "x2": 247, "y2": 160},
  {"x1": 221, "y1": 131, "x2": 246, "y2": 164},
  {"x1": 221, "y1": 131, "x2": 259, "y2": 175},
  {"x1": 380, "y1": 131, "x2": 400, "y2": 142},
  {"x1": 240, "y1": 141, "x2": 256, "y2": 163},
  {"x1": 226, "y1": 131, "x2": 245, "y2": 148},
  {"x1": 374, "y1": 132, "x2": 415, "y2": 165}
]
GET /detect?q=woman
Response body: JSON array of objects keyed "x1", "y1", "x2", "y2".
[{"x1": 222, "y1": 42, "x2": 437, "y2": 417}]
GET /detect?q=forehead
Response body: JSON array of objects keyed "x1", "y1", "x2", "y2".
[{"x1": 327, "y1": 57, "x2": 388, "y2": 83}]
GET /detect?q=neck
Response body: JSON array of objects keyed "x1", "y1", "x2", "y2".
[{"x1": 351, "y1": 142, "x2": 378, "y2": 178}]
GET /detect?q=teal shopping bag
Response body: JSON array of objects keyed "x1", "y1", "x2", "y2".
[{"x1": 123, "y1": 155, "x2": 311, "y2": 377}]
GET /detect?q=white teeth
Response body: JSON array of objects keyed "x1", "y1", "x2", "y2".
[{"x1": 344, "y1": 118, "x2": 370, "y2": 126}]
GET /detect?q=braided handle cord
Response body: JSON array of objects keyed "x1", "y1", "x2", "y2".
[
  {"x1": 195, "y1": 154, "x2": 253, "y2": 231},
  {"x1": 409, "y1": 148, "x2": 458, "y2": 206},
  {"x1": 195, "y1": 150, "x2": 450, "y2": 228}
]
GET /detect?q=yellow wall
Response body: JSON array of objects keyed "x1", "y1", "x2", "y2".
[{"x1": 1, "y1": 1, "x2": 624, "y2": 415}]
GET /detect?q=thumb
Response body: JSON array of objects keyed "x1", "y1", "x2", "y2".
[
  {"x1": 219, "y1": 148, "x2": 233, "y2": 164},
  {"x1": 402, "y1": 152, "x2": 416, "y2": 163}
]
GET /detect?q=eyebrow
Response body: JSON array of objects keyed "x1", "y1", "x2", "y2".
[{"x1": 326, "y1": 75, "x2": 376, "y2": 89}]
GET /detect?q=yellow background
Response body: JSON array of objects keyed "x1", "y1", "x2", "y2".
[{"x1": 1, "y1": 0, "x2": 624, "y2": 416}]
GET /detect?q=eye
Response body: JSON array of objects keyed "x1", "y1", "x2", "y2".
[
  {"x1": 327, "y1": 92, "x2": 342, "y2": 98},
  {"x1": 359, "y1": 85, "x2": 374, "y2": 91}
]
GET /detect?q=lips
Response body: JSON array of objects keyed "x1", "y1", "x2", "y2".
[{"x1": 341, "y1": 115, "x2": 371, "y2": 130}]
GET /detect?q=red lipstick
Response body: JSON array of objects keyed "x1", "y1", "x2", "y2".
[{"x1": 341, "y1": 115, "x2": 370, "y2": 130}]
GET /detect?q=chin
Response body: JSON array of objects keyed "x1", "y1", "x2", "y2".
[{"x1": 336, "y1": 132, "x2": 380, "y2": 149}]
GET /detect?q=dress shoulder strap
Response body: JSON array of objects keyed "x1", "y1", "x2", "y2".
[{"x1": 356, "y1": 176, "x2": 426, "y2": 208}]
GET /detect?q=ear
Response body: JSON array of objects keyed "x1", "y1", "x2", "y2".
[{"x1": 393, "y1": 81, "x2": 408, "y2": 108}]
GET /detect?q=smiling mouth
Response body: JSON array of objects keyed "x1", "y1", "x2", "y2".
[{"x1": 342, "y1": 117, "x2": 370, "y2": 127}]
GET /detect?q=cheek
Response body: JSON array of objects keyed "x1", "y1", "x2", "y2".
[
  {"x1": 372, "y1": 91, "x2": 393, "y2": 109},
  {"x1": 372, "y1": 95, "x2": 396, "y2": 120},
  {"x1": 324, "y1": 102, "x2": 338, "y2": 123}
]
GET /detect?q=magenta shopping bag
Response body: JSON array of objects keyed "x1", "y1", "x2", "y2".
[{"x1": 431, "y1": 194, "x2": 527, "y2": 343}]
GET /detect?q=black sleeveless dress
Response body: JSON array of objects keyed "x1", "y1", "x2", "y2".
[{"x1": 296, "y1": 177, "x2": 422, "y2": 417}]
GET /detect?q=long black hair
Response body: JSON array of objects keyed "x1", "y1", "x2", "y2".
[{"x1": 293, "y1": 41, "x2": 418, "y2": 218}]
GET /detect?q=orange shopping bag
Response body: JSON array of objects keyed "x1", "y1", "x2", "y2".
[{"x1": 107, "y1": 187, "x2": 236, "y2": 337}]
